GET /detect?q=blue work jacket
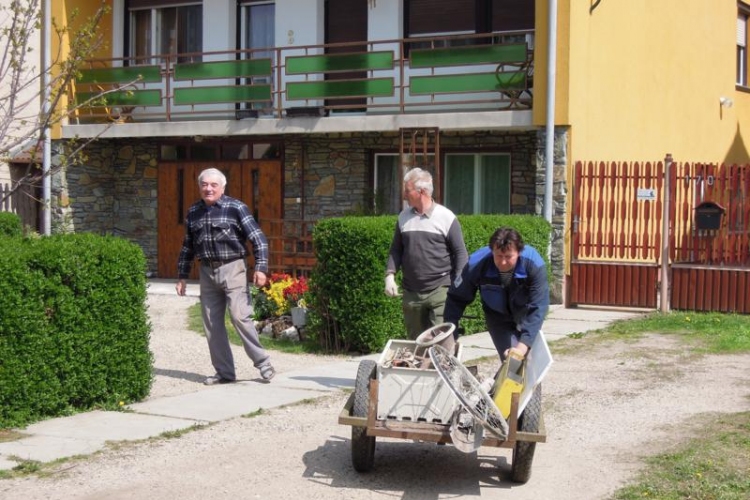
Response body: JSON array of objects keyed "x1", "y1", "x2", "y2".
[{"x1": 444, "y1": 245, "x2": 550, "y2": 347}]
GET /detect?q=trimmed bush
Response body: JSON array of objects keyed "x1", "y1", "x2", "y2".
[
  {"x1": 307, "y1": 214, "x2": 551, "y2": 353},
  {"x1": 0, "y1": 212, "x2": 23, "y2": 238},
  {"x1": 0, "y1": 233, "x2": 152, "y2": 428}
]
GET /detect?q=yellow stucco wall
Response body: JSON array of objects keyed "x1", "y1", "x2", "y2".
[
  {"x1": 50, "y1": 0, "x2": 112, "y2": 138},
  {"x1": 538, "y1": 0, "x2": 750, "y2": 165}
]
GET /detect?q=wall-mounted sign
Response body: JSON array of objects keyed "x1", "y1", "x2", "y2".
[{"x1": 637, "y1": 188, "x2": 657, "y2": 201}]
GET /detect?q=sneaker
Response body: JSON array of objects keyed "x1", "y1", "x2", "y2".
[
  {"x1": 203, "y1": 375, "x2": 234, "y2": 386},
  {"x1": 259, "y1": 363, "x2": 275, "y2": 381}
]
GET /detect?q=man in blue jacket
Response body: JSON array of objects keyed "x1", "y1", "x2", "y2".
[{"x1": 444, "y1": 227, "x2": 549, "y2": 360}]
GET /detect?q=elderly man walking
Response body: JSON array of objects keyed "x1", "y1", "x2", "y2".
[{"x1": 175, "y1": 167, "x2": 275, "y2": 384}]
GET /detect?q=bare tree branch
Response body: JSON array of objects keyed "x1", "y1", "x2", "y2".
[{"x1": 1, "y1": 0, "x2": 137, "y2": 206}]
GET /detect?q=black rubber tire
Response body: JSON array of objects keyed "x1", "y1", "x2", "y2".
[
  {"x1": 351, "y1": 359, "x2": 377, "y2": 472},
  {"x1": 510, "y1": 383, "x2": 542, "y2": 484}
]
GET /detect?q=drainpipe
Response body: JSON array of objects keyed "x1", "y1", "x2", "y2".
[
  {"x1": 543, "y1": 0, "x2": 557, "y2": 224},
  {"x1": 41, "y1": 0, "x2": 52, "y2": 235}
]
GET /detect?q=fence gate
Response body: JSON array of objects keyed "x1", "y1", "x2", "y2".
[
  {"x1": 568, "y1": 160, "x2": 664, "y2": 308},
  {"x1": 569, "y1": 159, "x2": 750, "y2": 313},
  {"x1": 668, "y1": 162, "x2": 750, "y2": 313}
]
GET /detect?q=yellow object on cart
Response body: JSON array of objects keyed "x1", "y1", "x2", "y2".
[{"x1": 492, "y1": 353, "x2": 526, "y2": 419}]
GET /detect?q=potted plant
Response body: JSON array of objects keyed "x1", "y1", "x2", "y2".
[{"x1": 284, "y1": 276, "x2": 309, "y2": 327}]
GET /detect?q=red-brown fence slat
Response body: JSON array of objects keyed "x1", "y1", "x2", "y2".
[
  {"x1": 584, "y1": 161, "x2": 595, "y2": 257},
  {"x1": 640, "y1": 162, "x2": 653, "y2": 259},
  {"x1": 606, "y1": 161, "x2": 617, "y2": 258},
  {"x1": 654, "y1": 161, "x2": 663, "y2": 262},
  {"x1": 596, "y1": 162, "x2": 606, "y2": 258},
  {"x1": 571, "y1": 161, "x2": 583, "y2": 259}
]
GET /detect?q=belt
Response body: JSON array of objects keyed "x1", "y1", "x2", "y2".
[{"x1": 201, "y1": 258, "x2": 241, "y2": 270}]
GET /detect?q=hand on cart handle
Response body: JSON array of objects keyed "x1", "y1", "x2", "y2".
[{"x1": 504, "y1": 343, "x2": 529, "y2": 360}]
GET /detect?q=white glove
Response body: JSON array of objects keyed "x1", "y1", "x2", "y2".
[{"x1": 384, "y1": 274, "x2": 399, "y2": 297}]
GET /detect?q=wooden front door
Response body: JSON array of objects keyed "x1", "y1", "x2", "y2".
[{"x1": 157, "y1": 161, "x2": 282, "y2": 279}]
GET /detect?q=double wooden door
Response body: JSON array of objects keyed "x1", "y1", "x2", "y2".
[{"x1": 157, "y1": 161, "x2": 282, "y2": 279}]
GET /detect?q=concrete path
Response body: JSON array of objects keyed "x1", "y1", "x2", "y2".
[{"x1": 0, "y1": 282, "x2": 648, "y2": 471}]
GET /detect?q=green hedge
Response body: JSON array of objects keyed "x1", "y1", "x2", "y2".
[
  {"x1": 0, "y1": 232, "x2": 152, "y2": 428},
  {"x1": 308, "y1": 214, "x2": 551, "y2": 353},
  {"x1": 0, "y1": 212, "x2": 23, "y2": 237}
]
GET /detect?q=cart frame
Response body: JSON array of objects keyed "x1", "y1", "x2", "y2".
[{"x1": 338, "y1": 377, "x2": 547, "y2": 447}]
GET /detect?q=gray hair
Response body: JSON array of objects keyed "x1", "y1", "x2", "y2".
[
  {"x1": 403, "y1": 167, "x2": 434, "y2": 197},
  {"x1": 198, "y1": 168, "x2": 227, "y2": 188}
]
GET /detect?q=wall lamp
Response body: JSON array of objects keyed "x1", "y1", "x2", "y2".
[{"x1": 719, "y1": 96, "x2": 734, "y2": 108}]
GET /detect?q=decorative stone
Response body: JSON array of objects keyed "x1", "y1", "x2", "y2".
[{"x1": 279, "y1": 326, "x2": 300, "y2": 342}]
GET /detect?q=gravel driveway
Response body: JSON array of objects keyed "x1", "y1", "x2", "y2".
[{"x1": 1, "y1": 294, "x2": 749, "y2": 500}]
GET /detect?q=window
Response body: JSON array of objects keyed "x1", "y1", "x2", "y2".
[
  {"x1": 240, "y1": 1, "x2": 275, "y2": 113},
  {"x1": 444, "y1": 154, "x2": 511, "y2": 214},
  {"x1": 374, "y1": 154, "x2": 435, "y2": 214},
  {"x1": 374, "y1": 155, "x2": 403, "y2": 214},
  {"x1": 373, "y1": 153, "x2": 510, "y2": 215},
  {"x1": 405, "y1": 0, "x2": 534, "y2": 48},
  {"x1": 129, "y1": 1, "x2": 203, "y2": 65},
  {"x1": 738, "y1": 11, "x2": 748, "y2": 87}
]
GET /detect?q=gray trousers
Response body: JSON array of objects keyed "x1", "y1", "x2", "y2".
[
  {"x1": 401, "y1": 285, "x2": 449, "y2": 340},
  {"x1": 199, "y1": 259, "x2": 270, "y2": 380}
]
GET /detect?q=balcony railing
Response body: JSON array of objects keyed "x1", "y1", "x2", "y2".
[{"x1": 71, "y1": 31, "x2": 534, "y2": 124}]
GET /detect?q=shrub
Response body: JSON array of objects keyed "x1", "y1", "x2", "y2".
[
  {"x1": 0, "y1": 212, "x2": 22, "y2": 238},
  {"x1": 0, "y1": 233, "x2": 152, "y2": 428}
]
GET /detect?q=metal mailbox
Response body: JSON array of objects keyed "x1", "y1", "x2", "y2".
[{"x1": 694, "y1": 201, "x2": 725, "y2": 230}]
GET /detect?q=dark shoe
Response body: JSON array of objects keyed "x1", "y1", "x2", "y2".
[
  {"x1": 203, "y1": 375, "x2": 235, "y2": 386},
  {"x1": 259, "y1": 363, "x2": 275, "y2": 381}
]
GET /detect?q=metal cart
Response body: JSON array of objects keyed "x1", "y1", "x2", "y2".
[{"x1": 338, "y1": 325, "x2": 547, "y2": 484}]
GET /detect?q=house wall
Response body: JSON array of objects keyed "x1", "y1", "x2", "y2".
[
  {"x1": 564, "y1": 0, "x2": 750, "y2": 164},
  {"x1": 51, "y1": 132, "x2": 556, "y2": 288},
  {"x1": 0, "y1": 0, "x2": 42, "y2": 185}
]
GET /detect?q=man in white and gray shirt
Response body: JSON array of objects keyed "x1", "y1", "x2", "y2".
[{"x1": 385, "y1": 168, "x2": 468, "y2": 339}]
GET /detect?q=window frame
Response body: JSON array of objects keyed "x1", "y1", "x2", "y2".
[
  {"x1": 443, "y1": 152, "x2": 512, "y2": 215},
  {"x1": 372, "y1": 151, "x2": 511, "y2": 215},
  {"x1": 127, "y1": 1, "x2": 203, "y2": 65},
  {"x1": 738, "y1": 5, "x2": 750, "y2": 88}
]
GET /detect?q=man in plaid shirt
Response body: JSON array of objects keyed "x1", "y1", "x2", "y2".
[{"x1": 175, "y1": 168, "x2": 275, "y2": 384}]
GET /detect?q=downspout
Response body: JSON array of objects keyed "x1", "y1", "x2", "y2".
[
  {"x1": 42, "y1": 0, "x2": 52, "y2": 235},
  {"x1": 543, "y1": 0, "x2": 557, "y2": 224}
]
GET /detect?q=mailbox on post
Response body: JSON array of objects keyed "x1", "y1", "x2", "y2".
[{"x1": 694, "y1": 201, "x2": 725, "y2": 230}]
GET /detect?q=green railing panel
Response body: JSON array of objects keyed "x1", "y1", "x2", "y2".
[
  {"x1": 286, "y1": 78, "x2": 393, "y2": 100},
  {"x1": 286, "y1": 51, "x2": 393, "y2": 75},
  {"x1": 174, "y1": 59, "x2": 272, "y2": 80},
  {"x1": 410, "y1": 71, "x2": 525, "y2": 95},
  {"x1": 78, "y1": 66, "x2": 162, "y2": 84},
  {"x1": 173, "y1": 85, "x2": 272, "y2": 105},
  {"x1": 410, "y1": 43, "x2": 527, "y2": 68},
  {"x1": 76, "y1": 89, "x2": 162, "y2": 107}
]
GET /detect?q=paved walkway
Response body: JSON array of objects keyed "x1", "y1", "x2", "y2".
[{"x1": 0, "y1": 281, "x2": 648, "y2": 470}]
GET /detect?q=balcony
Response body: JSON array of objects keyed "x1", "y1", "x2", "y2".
[{"x1": 69, "y1": 31, "x2": 534, "y2": 127}]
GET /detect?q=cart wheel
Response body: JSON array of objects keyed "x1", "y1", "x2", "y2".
[
  {"x1": 510, "y1": 383, "x2": 542, "y2": 484},
  {"x1": 429, "y1": 345, "x2": 509, "y2": 439},
  {"x1": 351, "y1": 359, "x2": 377, "y2": 472}
]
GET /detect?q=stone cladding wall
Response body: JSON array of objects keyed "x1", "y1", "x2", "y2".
[{"x1": 51, "y1": 129, "x2": 566, "y2": 300}]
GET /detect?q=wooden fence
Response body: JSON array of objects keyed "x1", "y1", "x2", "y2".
[
  {"x1": 0, "y1": 182, "x2": 40, "y2": 232},
  {"x1": 570, "y1": 158, "x2": 750, "y2": 313}
]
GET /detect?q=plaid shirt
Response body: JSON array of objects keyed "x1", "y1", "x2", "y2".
[{"x1": 177, "y1": 195, "x2": 268, "y2": 278}]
